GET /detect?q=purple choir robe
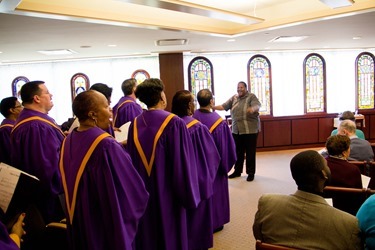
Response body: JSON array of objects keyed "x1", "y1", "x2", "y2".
[
  {"x1": 0, "y1": 221, "x2": 19, "y2": 250},
  {"x1": 0, "y1": 119, "x2": 15, "y2": 165},
  {"x1": 60, "y1": 127, "x2": 149, "y2": 250},
  {"x1": 182, "y1": 116, "x2": 220, "y2": 250},
  {"x1": 10, "y1": 108, "x2": 65, "y2": 223},
  {"x1": 193, "y1": 109, "x2": 237, "y2": 230},
  {"x1": 112, "y1": 96, "x2": 143, "y2": 128},
  {"x1": 126, "y1": 109, "x2": 200, "y2": 250}
]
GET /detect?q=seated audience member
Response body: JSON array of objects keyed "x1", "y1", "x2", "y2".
[
  {"x1": 253, "y1": 150, "x2": 362, "y2": 250},
  {"x1": 338, "y1": 120, "x2": 374, "y2": 161},
  {"x1": 325, "y1": 134, "x2": 363, "y2": 215},
  {"x1": 357, "y1": 194, "x2": 375, "y2": 250},
  {"x1": 172, "y1": 90, "x2": 220, "y2": 250},
  {"x1": 59, "y1": 90, "x2": 149, "y2": 250},
  {"x1": 331, "y1": 111, "x2": 365, "y2": 139},
  {"x1": 0, "y1": 213, "x2": 26, "y2": 250},
  {"x1": 0, "y1": 97, "x2": 23, "y2": 165}
]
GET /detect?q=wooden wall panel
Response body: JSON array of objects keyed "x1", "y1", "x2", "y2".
[
  {"x1": 319, "y1": 117, "x2": 334, "y2": 142},
  {"x1": 292, "y1": 118, "x2": 318, "y2": 145},
  {"x1": 369, "y1": 115, "x2": 375, "y2": 140},
  {"x1": 263, "y1": 120, "x2": 291, "y2": 147},
  {"x1": 159, "y1": 53, "x2": 184, "y2": 112}
]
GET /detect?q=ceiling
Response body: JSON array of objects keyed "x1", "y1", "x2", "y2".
[{"x1": 1, "y1": 0, "x2": 375, "y2": 64}]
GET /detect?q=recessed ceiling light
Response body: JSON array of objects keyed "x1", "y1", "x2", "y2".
[
  {"x1": 108, "y1": 44, "x2": 117, "y2": 47},
  {"x1": 269, "y1": 36, "x2": 308, "y2": 43},
  {"x1": 319, "y1": 0, "x2": 354, "y2": 9},
  {"x1": 227, "y1": 39, "x2": 236, "y2": 42},
  {"x1": 37, "y1": 49, "x2": 76, "y2": 55},
  {"x1": 353, "y1": 36, "x2": 362, "y2": 40},
  {"x1": 155, "y1": 39, "x2": 188, "y2": 46},
  {"x1": 80, "y1": 45, "x2": 92, "y2": 48}
]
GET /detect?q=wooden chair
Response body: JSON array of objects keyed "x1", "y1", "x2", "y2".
[
  {"x1": 256, "y1": 240, "x2": 299, "y2": 250},
  {"x1": 323, "y1": 186, "x2": 368, "y2": 215},
  {"x1": 367, "y1": 161, "x2": 375, "y2": 189},
  {"x1": 44, "y1": 221, "x2": 68, "y2": 250},
  {"x1": 348, "y1": 160, "x2": 368, "y2": 175}
]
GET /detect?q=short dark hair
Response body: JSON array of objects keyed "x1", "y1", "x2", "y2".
[
  {"x1": 90, "y1": 83, "x2": 112, "y2": 101},
  {"x1": 121, "y1": 78, "x2": 137, "y2": 96},
  {"x1": 326, "y1": 135, "x2": 351, "y2": 156},
  {"x1": 0, "y1": 97, "x2": 17, "y2": 118},
  {"x1": 197, "y1": 89, "x2": 212, "y2": 107},
  {"x1": 339, "y1": 111, "x2": 355, "y2": 121},
  {"x1": 290, "y1": 150, "x2": 325, "y2": 191},
  {"x1": 135, "y1": 78, "x2": 164, "y2": 107},
  {"x1": 73, "y1": 90, "x2": 98, "y2": 122},
  {"x1": 238, "y1": 81, "x2": 247, "y2": 89},
  {"x1": 171, "y1": 90, "x2": 192, "y2": 117},
  {"x1": 20, "y1": 80, "x2": 45, "y2": 105}
]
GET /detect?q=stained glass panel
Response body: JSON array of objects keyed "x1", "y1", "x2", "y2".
[
  {"x1": 356, "y1": 52, "x2": 375, "y2": 109},
  {"x1": 304, "y1": 54, "x2": 325, "y2": 113},
  {"x1": 188, "y1": 57, "x2": 214, "y2": 107},
  {"x1": 248, "y1": 55, "x2": 271, "y2": 115},
  {"x1": 70, "y1": 73, "x2": 90, "y2": 102},
  {"x1": 12, "y1": 76, "x2": 29, "y2": 99}
]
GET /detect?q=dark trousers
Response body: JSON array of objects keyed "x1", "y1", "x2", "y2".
[{"x1": 232, "y1": 133, "x2": 258, "y2": 175}]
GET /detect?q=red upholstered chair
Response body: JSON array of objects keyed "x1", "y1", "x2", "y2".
[{"x1": 256, "y1": 240, "x2": 300, "y2": 250}]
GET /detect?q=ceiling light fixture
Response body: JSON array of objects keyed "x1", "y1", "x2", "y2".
[
  {"x1": 319, "y1": 0, "x2": 354, "y2": 9},
  {"x1": 268, "y1": 36, "x2": 308, "y2": 43},
  {"x1": 37, "y1": 49, "x2": 76, "y2": 55},
  {"x1": 155, "y1": 39, "x2": 188, "y2": 46}
]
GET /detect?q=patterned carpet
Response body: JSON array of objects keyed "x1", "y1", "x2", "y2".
[{"x1": 210, "y1": 148, "x2": 318, "y2": 250}]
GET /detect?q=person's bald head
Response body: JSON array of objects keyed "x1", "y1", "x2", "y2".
[{"x1": 73, "y1": 90, "x2": 106, "y2": 122}]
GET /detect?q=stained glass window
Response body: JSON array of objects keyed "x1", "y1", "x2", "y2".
[
  {"x1": 303, "y1": 53, "x2": 326, "y2": 113},
  {"x1": 131, "y1": 69, "x2": 150, "y2": 85},
  {"x1": 356, "y1": 52, "x2": 375, "y2": 110},
  {"x1": 12, "y1": 76, "x2": 29, "y2": 99},
  {"x1": 70, "y1": 73, "x2": 90, "y2": 101},
  {"x1": 188, "y1": 56, "x2": 214, "y2": 107},
  {"x1": 248, "y1": 55, "x2": 272, "y2": 116}
]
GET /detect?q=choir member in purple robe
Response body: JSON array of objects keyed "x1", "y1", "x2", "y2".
[
  {"x1": 193, "y1": 89, "x2": 237, "y2": 232},
  {"x1": 11, "y1": 81, "x2": 65, "y2": 224},
  {"x1": 90, "y1": 83, "x2": 115, "y2": 137},
  {"x1": 0, "y1": 213, "x2": 26, "y2": 250},
  {"x1": 172, "y1": 90, "x2": 221, "y2": 250},
  {"x1": 126, "y1": 78, "x2": 201, "y2": 250},
  {"x1": 112, "y1": 78, "x2": 143, "y2": 128},
  {"x1": 59, "y1": 90, "x2": 149, "y2": 250},
  {"x1": 0, "y1": 97, "x2": 23, "y2": 165}
]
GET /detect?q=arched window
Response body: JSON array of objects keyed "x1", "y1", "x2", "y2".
[
  {"x1": 356, "y1": 52, "x2": 375, "y2": 110},
  {"x1": 303, "y1": 53, "x2": 326, "y2": 113},
  {"x1": 247, "y1": 54, "x2": 272, "y2": 116},
  {"x1": 188, "y1": 56, "x2": 214, "y2": 107},
  {"x1": 70, "y1": 73, "x2": 90, "y2": 101},
  {"x1": 12, "y1": 76, "x2": 29, "y2": 99},
  {"x1": 131, "y1": 69, "x2": 150, "y2": 85}
]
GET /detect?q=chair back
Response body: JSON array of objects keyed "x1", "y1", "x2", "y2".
[
  {"x1": 256, "y1": 240, "x2": 299, "y2": 250},
  {"x1": 348, "y1": 160, "x2": 367, "y2": 175},
  {"x1": 323, "y1": 186, "x2": 367, "y2": 215},
  {"x1": 367, "y1": 161, "x2": 375, "y2": 189}
]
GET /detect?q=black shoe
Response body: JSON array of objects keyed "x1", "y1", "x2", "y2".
[
  {"x1": 247, "y1": 174, "x2": 254, "y2": 182},
  {"x1": 213, "y1": 226, "x2": 224, "y2": 233},
  {"x1": 228, "y1": 172, "x2": 241, "y2": 179}
]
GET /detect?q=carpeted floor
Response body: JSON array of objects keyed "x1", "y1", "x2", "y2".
[{"x1": 210, "y1": 148, "x2": 320, "y2": 250}]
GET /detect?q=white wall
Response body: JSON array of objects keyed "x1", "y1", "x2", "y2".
[
  {"x1": 1, "y1": 49, "x2": 374, "y2": 124},
  {"x1": 0, "y1": 56, "x2": 159, "y2": 124}
]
